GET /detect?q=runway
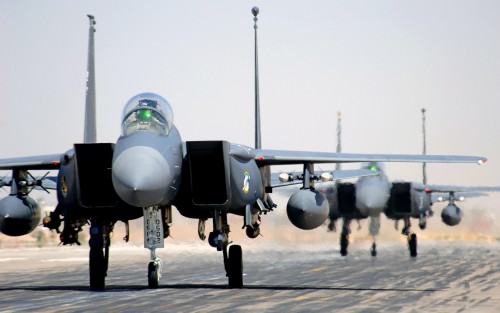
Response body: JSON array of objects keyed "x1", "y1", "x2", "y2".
[{"x1": 0, "y1": 240, "x2": 499, "y2": 312}]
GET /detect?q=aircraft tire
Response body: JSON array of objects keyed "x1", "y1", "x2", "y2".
[
  {"x1": 340, "y1": 234, "x2": 348, "y2": 256},
  {"x1": 89, "y1": 247, "x2": 105, "y2": 291},
  {"x1": 370, "y1": 243, "x2": 377, "y2": 257},
  {"x1": 148, "y1": 262, "x2": 159, "y2": 289},
  {"x1": 228, "y1": 245, "x2": 243, "y2": 289},
  {"x1": 408, "y1": 234, "x2": 417, "y2": 258}
]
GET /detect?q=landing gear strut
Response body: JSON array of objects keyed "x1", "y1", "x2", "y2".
[
  {"x1": 369, "y1": 216, "x2": 380, "y2": 257},
  {"x1": 144, "y1": 206, "x2": 166, "y2": 289}
]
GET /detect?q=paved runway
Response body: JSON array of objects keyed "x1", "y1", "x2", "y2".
[{"x1": 0, "y1": 240, "x2": 499, "y2": 312}]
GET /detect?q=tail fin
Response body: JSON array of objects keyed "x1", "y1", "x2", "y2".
[
  {"x1": 84, "y1": 15, "x2": 97, "y2": 144},
  {"x1": 335, "y1": 111, "x2": 342, "y2": 170},
  {"x1": 252, "y1": 7, "x2": 261, "y2": 150},
  {"x1": 252, "y1": 7, "x2": 275, "y2": 208},
  {"x1": 421, "y1": 108, "x2": 427, "y2": 185}
]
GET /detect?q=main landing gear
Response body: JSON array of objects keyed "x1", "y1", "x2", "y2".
[
  {"x1": 89, "y1": 218, "x2": 112, "y2": 291},
  {"x1": 402, "y1": 217, "x2": 417, "y2": 258},
  {"x1": 370, "y1": 242, "x2": 377, "y2": 257},
  {"x1": 207, "y1": 210, "x2": 243, "y2": 288},
  {"x1": 340, "y1": 218, "x2": 351, "y2": 256}
]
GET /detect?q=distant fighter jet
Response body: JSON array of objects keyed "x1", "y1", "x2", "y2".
[
  {"x1": 326, "y1": 109, "x2": 498, "y2": 258},
  {"x1": 0, "y1": 10, "x2": 487, "y2": 290}
]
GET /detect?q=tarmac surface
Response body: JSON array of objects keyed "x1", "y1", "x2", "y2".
[{"x1": 0, "y1": 240, "x2": 499, "y2": 312}]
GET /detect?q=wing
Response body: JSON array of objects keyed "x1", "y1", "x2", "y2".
[
  {"x1": 255, "y1": 149, "x2": 487, "y2": 166},
  {"x1": 415, "y1": 184, "x2": 500, "y2": 193},
  {"x1": 0, "y1": 154, "x2": 62, "y2": 170}
]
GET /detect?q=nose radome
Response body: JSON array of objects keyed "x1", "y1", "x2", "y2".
[
  {"x1": 356, "y1": 183, "x2": 390, "y2": 211},
  {"x1": 112, "y1": 146, "x2": 170, "y2": 207}
]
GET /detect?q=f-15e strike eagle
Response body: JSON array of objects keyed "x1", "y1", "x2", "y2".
[
  {"x1": 0, "y1": 9, "x2": 487, "y2": 290},
  {"x1": 321, "y1": 110, "x2": 498, "y2": 258}
]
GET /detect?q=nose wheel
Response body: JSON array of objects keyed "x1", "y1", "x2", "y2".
[{"x1": 148, "y1": 257, "x2": 162, "y2": 288}]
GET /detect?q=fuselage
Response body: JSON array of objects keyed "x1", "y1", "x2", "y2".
[
  {"x1": 110, "y1": 93, "x2": 265, "y2": 221},
  {"x1": 354, "y1": 162, "x2": 390, "y2": 217},
  {"x1": 111, "y1": 93, "x2": 182, "y2": 208}
]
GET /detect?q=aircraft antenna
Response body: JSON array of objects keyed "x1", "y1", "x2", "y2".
[
  {"x1": 252, "y1": 7, "x2": 262, "y2": 149},
  {"x1": 84, "y1": 14, "x2": 97, "y2": 143},
  {"x1": 421, "y1": 108, "x2": 427, "y2": 185},
  {"x1": 335, "y1": 111, "x2": 342, "y2": 170}
]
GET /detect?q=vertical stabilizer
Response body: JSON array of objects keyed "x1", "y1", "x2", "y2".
[
  {"x1": 84, "y1": 15, "x2": 97, "y2": 144},
  {"x1": 252, "y1": 7, "x2": 261, "y2": 150},
  {"x1": 251, "y1": 7, "x2": 274, "y2": 209},
  {"x1": 421, "y1": 108, "x2": 427, "y2": 185},
  {"x1": 335, "y1": 111, "x2": 342, "y2": 170}
]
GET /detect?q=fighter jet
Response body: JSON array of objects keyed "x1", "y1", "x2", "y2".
[
  {"x1": 384, "y1": 108, "x2": 500, "y2": 257},
  {"x1": 0, "y1": 10, "x2": 487, "y2": 290},
  {"x1": 327, "y1": 109, "x2": 498, "y2": 258}
]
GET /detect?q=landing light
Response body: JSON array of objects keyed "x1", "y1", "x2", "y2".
[
  {"x1": 478, "y1": 159, "x2": 487, "y2": 165},
  {"x1": 321, "y1": 172, "x2": 334, "y2": 182},
  {"x1": 279, "y1": 173, "x2": 292, "y2": 183}
]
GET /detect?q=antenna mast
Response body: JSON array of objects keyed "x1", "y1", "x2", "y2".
[
  {"x1": 252, "y1": 7, "x2": 261, "y2": 149},
  {"x1": 421, "y1": 108, "x2": 427, "y2": 185},
  {"x1": 335, "y1": 111, "x2": 342, "y2": 170}
]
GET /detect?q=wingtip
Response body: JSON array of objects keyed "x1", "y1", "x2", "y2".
[{"x1": 478, "y1": 158, "x2": 487, "y2": 165}]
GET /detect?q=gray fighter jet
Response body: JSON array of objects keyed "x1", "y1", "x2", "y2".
[
  {"x1": 326, "y1": 109, "x2": 498, "y2": 258},
  {"x1": 0, "y1": 10, "x2": 487, "y2": 290}
]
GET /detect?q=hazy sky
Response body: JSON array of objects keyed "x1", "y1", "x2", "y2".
[{"x1": 1, "y1": 1, "x2": 500, "y2": 210}]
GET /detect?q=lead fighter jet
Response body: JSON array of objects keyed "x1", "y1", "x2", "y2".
[{"x1": 0, "y1": 10, "x2": 487, "y2": 290}]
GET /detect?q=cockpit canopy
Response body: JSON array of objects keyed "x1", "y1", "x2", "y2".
[
  {"x1": 362, "y1": 162, "x2": 385, "y2": 173},
  {"x1": 121, "y1": 92, "x2": 174, "y2": 136}
]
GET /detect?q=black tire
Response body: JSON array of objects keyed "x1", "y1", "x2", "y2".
[
  {"x1": 408, "y1": 234, "x2": 417, "y2": 258},
  {"x1": 89, "y1": 247, "x2": 105, "y2": 291},
  {"x1": 371, "y1": 243, "x2": 377, "y2": 257},
  {"x1": 148, "y1": 262, "x2": 159, "y2": 289},
  {"x1": 340, "y1": 234, "x2": 348, "y2": 256},
  {"x1": 228, "y1": 245, "x2": 243, "y2": 289}
]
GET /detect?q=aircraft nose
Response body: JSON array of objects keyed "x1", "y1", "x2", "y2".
[
  {"x1": 356, "y1": 182, "x2": 390, "y2": 212},
  {"x1": 112, "y1": 146, "x2": 170, "y2": 207}
]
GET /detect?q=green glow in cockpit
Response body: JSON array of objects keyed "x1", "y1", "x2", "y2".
[
  {"x1": 137, "y1": 109, "x2": 152, "y2": 121},
  {"x1": 369, "y1": 165, "x2": 378, "y2": 171}
]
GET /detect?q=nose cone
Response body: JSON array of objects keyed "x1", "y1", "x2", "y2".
[
  {"x1": 112, "y1": 146, "x2": 170, "y2": 207},
  {"x1": 356, "y1": 179, "x2": 390, "y2": 214}
]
